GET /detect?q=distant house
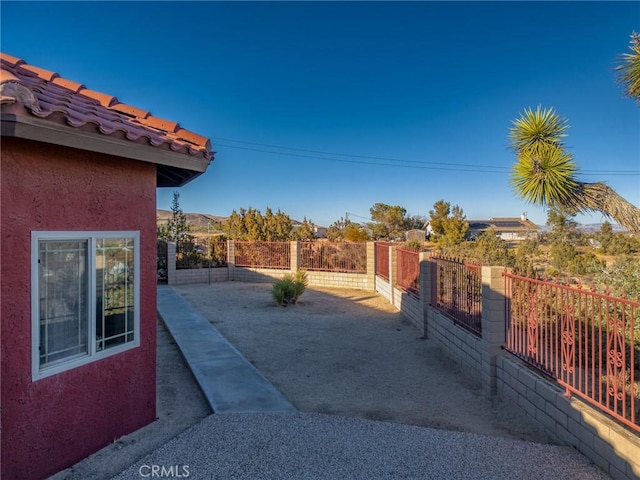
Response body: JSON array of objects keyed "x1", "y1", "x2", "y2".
[
  {"x1": 467, "y1": 214, "x2": 539, "y2": 242},
  {"x1": 1, "y1": 53, "x2": 213, "y2": 479}
]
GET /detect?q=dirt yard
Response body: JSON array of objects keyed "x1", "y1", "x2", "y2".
[{"x1": 176, "y1": 281, "x2": 554, "y2": 444}]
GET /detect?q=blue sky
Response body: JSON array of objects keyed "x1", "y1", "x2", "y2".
[{"x1": 2, "y1": 1, "x2": 639, "y2": 227}]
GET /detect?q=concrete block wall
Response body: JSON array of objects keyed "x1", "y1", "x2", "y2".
[
  {"x1": 426, "y1": 307, "x2": 483, "y2": 376},
  {"x1": 307, "y1": 271, "x2": 371, "y2": 290},
  {"x1": 497, "y1": 355, "x2": 640, "y2": 480},
  {"x1": 232, "y1": 268, "x2": 289, "y2": 283},
  {"x1": 375, "y1": 276, "x2": 392, "y2": 303},
  {"x1": 393, "y1": 288, "x2": 423, "y2": 333},
  {"x1": 174, "y1": 267, "x2": 228, "y2": 285}
]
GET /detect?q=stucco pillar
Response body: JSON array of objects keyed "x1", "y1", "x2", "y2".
[
  {"x1": 366, "y1": 242, "x2": 375, "y2": 291},
  {"x1": 290, "y1": 241, "x2": 300, "y2": 273},
  {"x1": 389, "y1": 245, "x2": 397, "y2": 307},
  {"x1": 227, "y1": 240, "x2": 235, "y2": 281},
  {"x1": 480, "y1": 266, "x2": 507, "y2": 395},
  {"x1": 418, "y1": 252, "x2": 431, "y2": 338},
  {"x1": 167, "y1": 241, "x2": 176, "y2": 285}
]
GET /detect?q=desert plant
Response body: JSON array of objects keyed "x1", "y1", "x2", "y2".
[
  {"x1": 509, "y1": 106, "x2": 640, "y2": 233},
  {"x1": 404, "y1": 239, "x2": 424, "y2": 252},
  {"x1": 272, "y1": 270, "x2": 308, "y2": 306}
]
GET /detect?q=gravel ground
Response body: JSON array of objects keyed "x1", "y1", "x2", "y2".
[
  {"x1": 175, "y1": 281, "x2": 553, "y2": 444},
  {"x1": 114, "y1": 412, "x2": 609, "y2": 480}
]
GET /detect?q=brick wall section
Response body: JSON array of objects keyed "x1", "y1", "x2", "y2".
[
  {"x1": 497, "y1": 355, "x2": 640, "y2": 480},
  {"x1": 174, "y1": 268, "x2": 228, "y2": 284},
  {"x1": 375, "y1": 276, "x2": 392, "y2": 303},
  {"x1": 232, "y1": 268, "x2": 290, "y2": 283},
  {"x1": 426, "y1": 307, "x2": 483, "y2": 377},
  {"x1": 393, "y1": 288, "x2": 423, "y2": 333},
  {"x1": 308, "y1": 271, "x2": 371, "y2": 289}
]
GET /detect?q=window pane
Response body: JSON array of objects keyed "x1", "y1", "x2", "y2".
[
  {"x1": 39, "y1": 240, "x2": 88, "y2": 366},
  {"x1": 96, "y1": 238, "x2": 135, "y2": 350}
]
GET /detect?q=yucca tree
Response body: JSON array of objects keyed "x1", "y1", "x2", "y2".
[
  {"x1": 509, "y1": 106, "x2": 640, "y2": 233},
  {"x1": 616, "y1": 31, "x2": 640, "y2": 103}
]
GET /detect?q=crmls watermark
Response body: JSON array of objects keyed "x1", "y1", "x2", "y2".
[{"x1": 138, "y1": 464, "x2": 190, "y2": 478}]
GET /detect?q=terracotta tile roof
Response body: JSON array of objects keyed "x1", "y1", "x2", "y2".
[{"x1": 0, "y1": 53, "x2": 213, "y2": 161}]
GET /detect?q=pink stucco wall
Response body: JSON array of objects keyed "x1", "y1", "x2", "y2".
[{"x1": 1, "y1": 137, "x2": 157, "y2": 479}]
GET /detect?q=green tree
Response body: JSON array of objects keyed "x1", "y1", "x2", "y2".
[
  {"x1": 158, "y1": 191, "x2": 190, "y2": 242},
  {"x1": 595, "y1": 256, "x2": 640, "y2": 297},
  {"x1": 293, "y1": 217, "x2": 317, "y2": 241},
  {"x1": 429, "y1": 200, "x2": 450, "y2": 237},
  {"x1": 405, "y1": 214, "x2": 427, "y2": 231},
  {"x1": 509, "y1": 105, "x2": 640, "y2": 233},
  {"x1": 343, "y1": 223, "x2": 370, "y2": 242},
  {"x1": 439, "y1": 205, "x2": 469, "y2": 248},
  {"x1": 468, "y1": 228, "x2": 514, "y2": 266},
  {"x1": 616, "y1": 31, "x2": 640, "y2": 103},
  {"x1": 368, "y1": 203, "x2": 407, "y2": 240},
  {"x1": 549, "y1": 242, "x2": 577, "y2": 272},
  {"x1": 157, "y1": 192, "x2": 203, "y2": 268},
  {"x1": 326, "y1": 216, "x2": 369, "y2": 242},
  {"x1": 222, "y1": 207, "x2": 294, "y2": 241},
  {"x1": 545, "y1": 206, "x2": 579, "y2": 244}
]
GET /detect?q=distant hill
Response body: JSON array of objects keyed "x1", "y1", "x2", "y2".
[
  {"x1": 157, "y1": 210, "x2": 309, "y2": 232},
  {"x1": 536, "y1": 223, "x2": 628, "y2": 233},
  {"x1": 157, "y1": 209, "x2": 227, "y2": 231},
  {"x1": 576, "y1": 223, "x2": 628, "y2": 233}
]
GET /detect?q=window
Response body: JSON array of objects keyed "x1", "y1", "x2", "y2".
[{"x1": 32, "y1": 231, "x2": 140, "y2": 380}]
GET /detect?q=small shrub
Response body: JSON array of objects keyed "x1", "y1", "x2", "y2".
[
  {"x1": 272, "y1": 270, "x2": 308, "y2": 306},
  {"x1": 404, "y1": 239, "x2": 424, "y2": 252}
]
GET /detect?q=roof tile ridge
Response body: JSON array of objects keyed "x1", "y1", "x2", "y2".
[
  {"x1": 52, "y1": 77, "x2": 85, "y2": 93},
  {"x1": 111, "y1": 102, "x2": 150, "y2": 119},
  {"x1": 0, "y1": 53, "x2": 25, "y2": 67},
  {"x1": 175, "y1": 128, "x2": 211, "y2": 149},
  {"x1": 135, "y1": 115, "x2": 180, "y2": 134},
  {"x1": 78, "y1": 88, "x2": 118, "y2": 107},
  {"x1": 19, "y1": 64, "x2": 59, "y2": 82}
]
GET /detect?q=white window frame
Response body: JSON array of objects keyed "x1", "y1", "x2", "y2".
[{"x1": 32, "y1": 231, "x2": 140, "y2": 381}]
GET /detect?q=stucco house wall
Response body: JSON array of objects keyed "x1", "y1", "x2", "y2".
[
  {"x1": 1, "y1": 138, "x2": 158, "y2": 479},
  {"x1": 0, "y1": 52, "x2": 213, "y2": 480}
]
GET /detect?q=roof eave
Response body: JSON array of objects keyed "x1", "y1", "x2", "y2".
[{"x1": 1, "y1": 112, "x2": 211, "y2": 187}]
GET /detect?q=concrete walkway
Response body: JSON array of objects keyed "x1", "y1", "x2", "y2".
[
  {"x1": 126, "y1": 286, "x2": 610, "y2": 480},
  {"x1": 158, "y1": 285, "x2": 295, "y2": 414}
]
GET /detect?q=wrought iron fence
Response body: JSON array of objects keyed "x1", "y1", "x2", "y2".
[
  {"x1": 234, "y1": 241, "x2": 290, "y2": 269},
  {"x1": 157, "y1": 240, "x2": 168, "y2": 284},
  {"x1": 432, "y1": 256, "x2": 482, "y2": 336},
  {"x1": 504, "y1": 271, "x2": 639, "y2": 434},
  {"x1": 375, "y1": 242, "x2": 390, "y2": 280},
  {"x1": 396, "y1": 248, "x2": 420, "y2": 296},
  {"x1": 299, "y1": 242, "x2": 367, "y2": 273}
]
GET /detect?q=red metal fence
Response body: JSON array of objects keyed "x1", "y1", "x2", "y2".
[
  {"x1": 504, "y1": 271, "x2": 639, "y2": 433},
  {"x1": 432, "y1": 256, "x2": 482, "y2": 336},
  {"x1": 396, "y1": 248, "x2": 420, "y2": 296},
  {"x1": 299, "y1": 242, "x2": 366, "y2": 273},
  {"x1": 375, "y1": 242, "x2": 390, "y2": 280},
  {"x1": 234, "y1": 241, "x2": 290, "y2": 269}
]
